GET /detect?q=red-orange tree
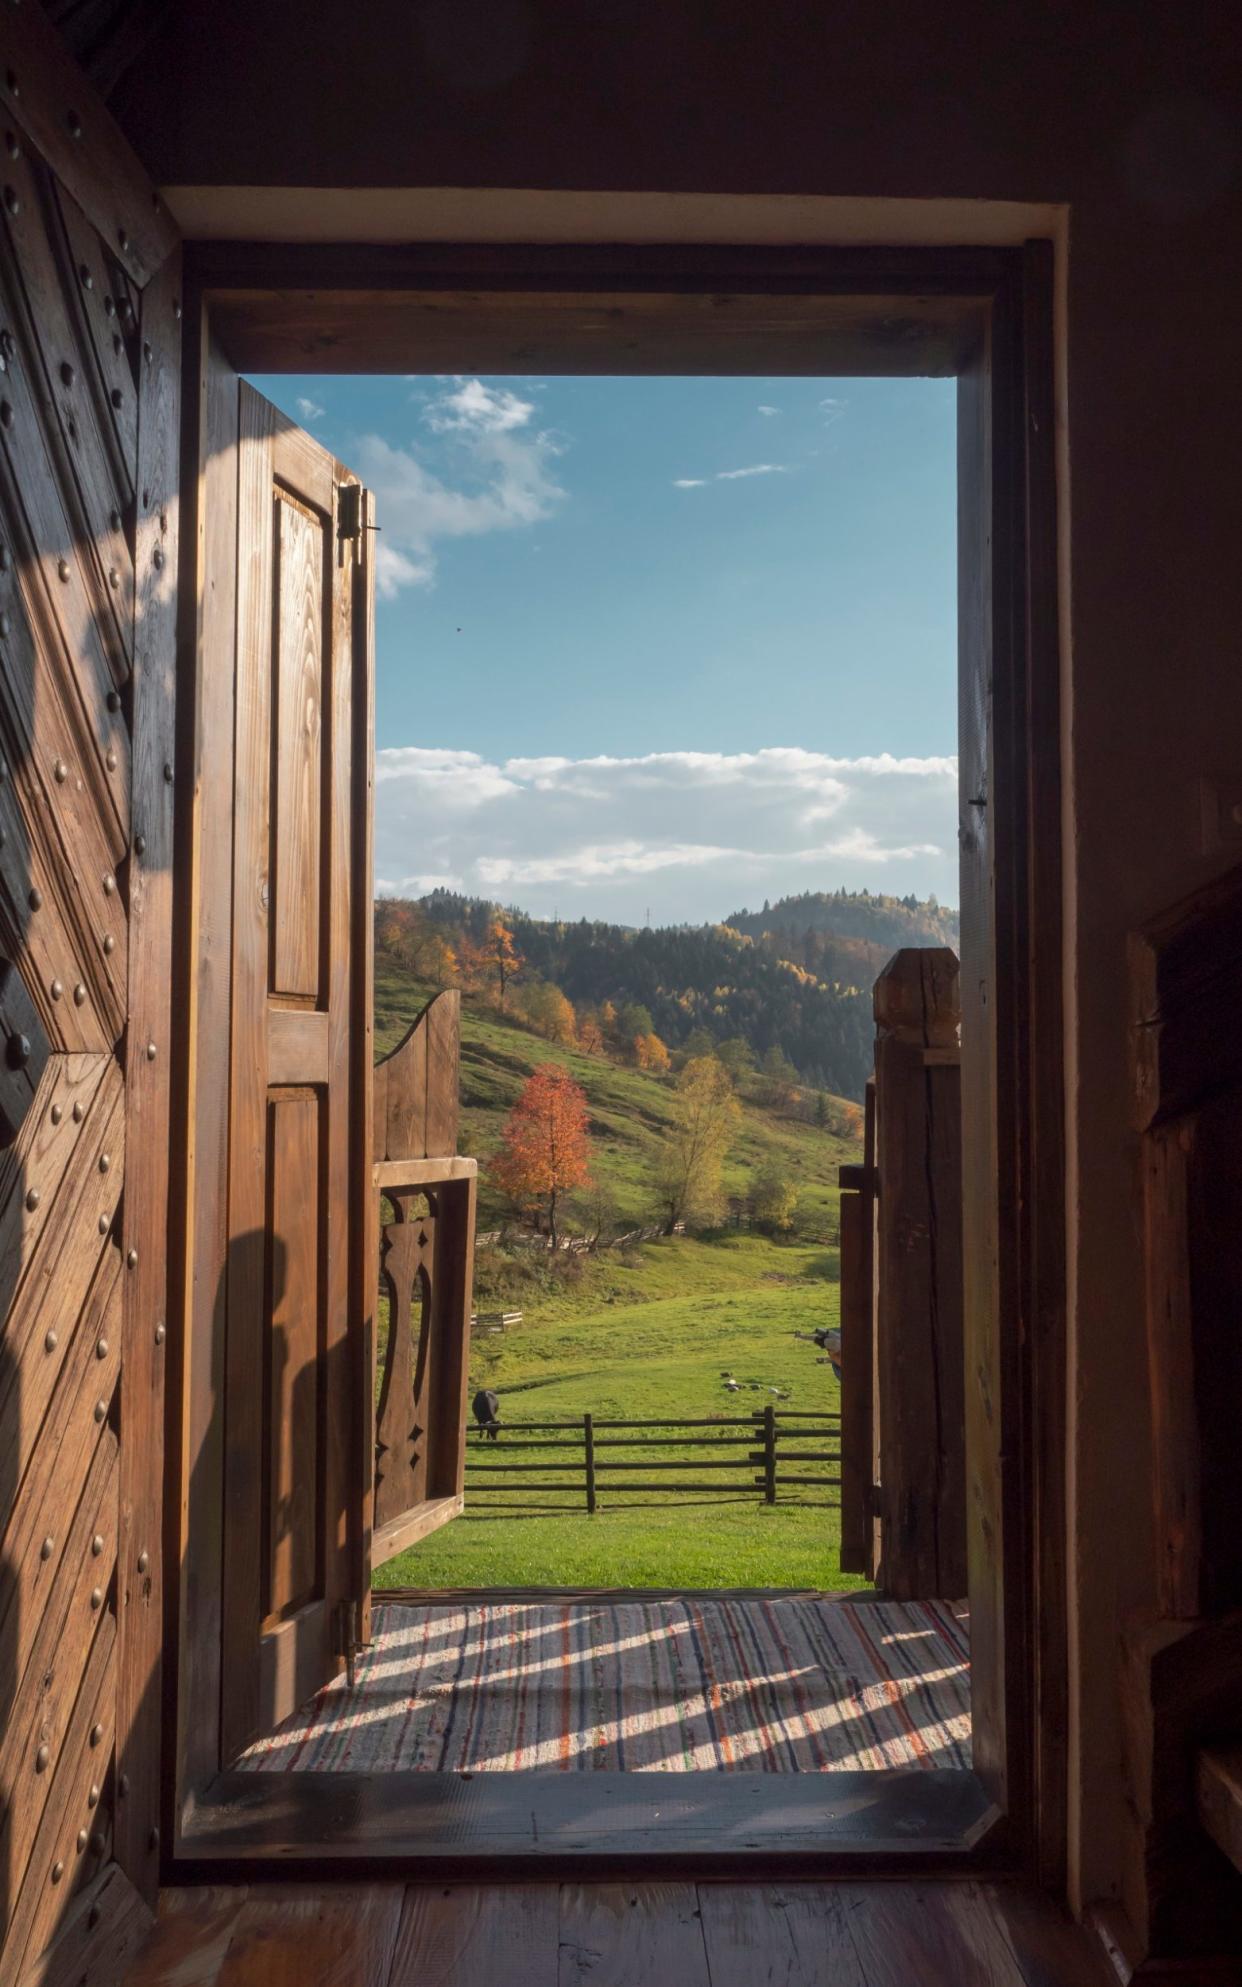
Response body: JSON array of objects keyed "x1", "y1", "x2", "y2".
[{"x1": 491, "y1": 1063, "x2": 591, "y2": 1246}]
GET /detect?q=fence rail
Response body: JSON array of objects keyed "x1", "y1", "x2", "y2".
[{"x1": 464, "y1": 1408, "x2": 841, "y2": 1511}]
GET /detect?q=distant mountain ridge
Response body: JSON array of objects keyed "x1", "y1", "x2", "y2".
[{"x1": 378, "y1": 885, "x2": 958, "y2": 1102}]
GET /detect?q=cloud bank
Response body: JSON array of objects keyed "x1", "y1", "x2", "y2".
[
  {"x1": 353, "y1": 377, "x2": 565, "y2": 598},
  {"x1": 374, "y1": 746, "x2": 959, "y2": 922}
]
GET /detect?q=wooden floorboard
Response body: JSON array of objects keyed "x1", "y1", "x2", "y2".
[{"x1": 122, "y1": 1880, "x2": 1109, "y2": 1987}]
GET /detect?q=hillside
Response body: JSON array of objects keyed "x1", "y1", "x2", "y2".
[
  {"x1": 374, "y1": 956, "x2": 860, "y2": 1236},
  {"x1": 724, "y1": 887, "x2": 960, "y2": 984},
  {"x1": 382, "y1": 891, "x2": 880, "y2": 1096}
]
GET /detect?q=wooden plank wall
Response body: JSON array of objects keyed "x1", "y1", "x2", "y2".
[{"x1": 0, "y1": 9, "x2": 180, "y2": 1982}]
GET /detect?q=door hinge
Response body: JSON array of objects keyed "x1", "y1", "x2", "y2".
[
  {"x1": 338, "y1": 483, "x2": 363, "y2": 541},
  {"x1": 334, "y1": 1598, "x2": 361, "y2": 1688}
]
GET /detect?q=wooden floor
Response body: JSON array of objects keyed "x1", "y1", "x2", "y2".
[{"x1": 122, "y1": 1879, "x2": 1109, "y2": 1985}]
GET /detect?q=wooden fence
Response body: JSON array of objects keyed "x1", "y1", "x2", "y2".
[{"x1": 463, "y1": 1409, "x2": 841, "y2": 1512}]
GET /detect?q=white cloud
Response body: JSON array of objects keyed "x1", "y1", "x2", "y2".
[
  {"x1": 674, "y1": 462, "x2": 788, "y2": 487},
  {"x1": 374, "y1": 744, "x2": 958, "y2": 921},
  {"x1": 296, "y1": 395, "x2": 325, "y2": 420},
  {"x1": 820, "y1": 395, "x2": 846, "y2": 425},
  {"x1": 757, "y1": 404, "x2": 780, "y2": 417},
  {"x1": 356, "y1": 377, "x2": 566, "y2": 596}
]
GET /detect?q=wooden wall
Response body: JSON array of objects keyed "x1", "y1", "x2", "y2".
[{"x1": 0, "y1": 10, "x2": 179, "y2": 1980}]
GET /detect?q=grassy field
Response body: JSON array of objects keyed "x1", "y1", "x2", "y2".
[
  {"x1": 375, "y1": 1231, "x2": 867, "y2": 1591},
  {"x1": 372, "y1": 965, "x2": 865, "y2": 1591}
]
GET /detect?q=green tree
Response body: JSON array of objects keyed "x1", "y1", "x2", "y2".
[
  {"x1": 752, "y1": 1163, "x2": 799, "y2": 1234},
  {"x1": 714, "y1": 1036, "x2": 756, "y2": 1086},
  {"x1": 653, "y1": 1056, "x2": 740, "y2": 1233}
]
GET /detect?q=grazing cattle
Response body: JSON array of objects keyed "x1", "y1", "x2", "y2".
[{"x1": 473, "y1": 1388, "x2": 501, "y2": 1440}]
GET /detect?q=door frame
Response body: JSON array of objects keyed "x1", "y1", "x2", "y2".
[{"x1": 165, "y1": 240, "x2": 1065, "y2": 1884}]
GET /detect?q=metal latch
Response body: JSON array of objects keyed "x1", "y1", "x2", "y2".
[{"x1": 338, "y1": 483, "x2": 363, "y2": 541}]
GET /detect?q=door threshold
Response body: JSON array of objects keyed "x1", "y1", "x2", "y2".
[{"x1": 173, "y1": 1767, "x2": 1000, "y2": 1880}]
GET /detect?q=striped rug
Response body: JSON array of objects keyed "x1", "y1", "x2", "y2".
[{"x1": 238, "y1": 1596, "x2": 970, "y2": 1774}]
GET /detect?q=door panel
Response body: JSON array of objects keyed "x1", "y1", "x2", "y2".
[{"x1": 220, "y1": 382, "x2": 371, "y2": 1761}]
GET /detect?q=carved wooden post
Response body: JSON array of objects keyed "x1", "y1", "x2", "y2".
[
  {"x1": 872, "y1": 948, "x2": 966, "y2": 1601},
  {"x1": 838, "y1": 1078, "x2": 878, "y2": 1577}
]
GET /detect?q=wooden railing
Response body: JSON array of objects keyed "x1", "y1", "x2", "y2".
[
  {"x1": 462, "y1": 1410, "x2": 841, "y2": 1512},
  {"x1": 837, "y1": 947, "x2": 966, "y2": 1600}
]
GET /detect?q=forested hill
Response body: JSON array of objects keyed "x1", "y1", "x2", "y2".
[
  {"x1": 374, "y1": 886, "x2": 952, "y2": 1102},
  {"x1": 723, "y1": 888, "x2": 960, "y2": 986}
]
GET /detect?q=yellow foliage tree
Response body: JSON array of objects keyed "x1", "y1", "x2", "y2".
[
  {"x1": 653, "y1": 1056, "x2": 740, "y2": 1232},
  {"x1": 635, "y1": 1031, "x2": 671, "y2": 1073}
]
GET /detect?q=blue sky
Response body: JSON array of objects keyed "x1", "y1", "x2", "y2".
[{"x1": 249, "y1": 372, "x2": 959, "y2": 925}]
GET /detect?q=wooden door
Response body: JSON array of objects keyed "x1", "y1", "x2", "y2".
[
  {"x1": 219, "y1": 386, "x2": 373, "y2": 1761},
  {"x1": 0, "y1": 7, "x2": 180, "y2": 1970}
]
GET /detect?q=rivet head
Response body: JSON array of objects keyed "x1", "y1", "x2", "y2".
[
  {"x1": 89, "y1": 1586, "x2": 102, "y2": 1610},
  {"x1": 102, "y1": 933, "x2": 114, "y2": 955},
  {"x1": 0, "y1": 608, "x2": 9, "y2": 635},
  {"x1": 163, "y1": 762, "x2": 173, "y2": 783},
  {"x1": 44, "y1": 1328, "x2": 57, "y2": 1353},
  {"x1": 59, "y1": 360, "x2": 74, "y2": 388},
  {"x1": 104, "y1": 296, "x2": 114, "y2": 317},
  {"x1": 24, "y1": 1186, "x2": 39, "y2": 1210},
  {"x1": 57, "y1": 557, "x2": 69, "y2": 582},
  {"x1": 73, "y1": 983, "x2": 86, "y2": 1006},
  {"x1": 105, "y1": 690, "x2": 120, "y2": 713},
  {"x1": 89, "y1": 1721, "x2": 103, "y2": 1745},
  {"x1": 102, "y1": 872, "x2": 115, "y2": 894},
  {"x1": 117, "y1": 1774, "x2": 129, "y2": 1797},
  {"x1": 133, "y1": 834, "x2": 146, "y2": 855},
  {"x1": 4, "y1": 132, "x2": 17, "y2": 161},
  {"x1": 90, "y1": 1833, "x2": 105, "y2": 1859},
  {"x1": 72, "y1": 1100, "x2": 84, "y2": 1122},
  {"x1": 91, "y1": 1534, "x2": 103, "y2": 1557},
  {"x1": 88, "y1": 1902, "x2": 101, "y2": 1929},
  {"x1": 78, "y1": 262, "x2": 92, "y2": 289},
  {"x1": 39, "y1": 1535, "x2": 53, "y2": 1561},
  {"x1": 53, "y1": 757, "x2": 67, "y2": 782},
  {"x1": 126, "y1": 1249, "x2": 137, "y2": 1269},
  {"x1": 98, "y1": 1212, "x2": 108, "y2": 1234},
  {"x1": 143, "y1": 342, "x2": 152, "y2": 364},
  {"x1": 49, "y1": 1102, "x2": 62, "y2": 1125},
  {"x1": 0, "y1": 401, "x2": 13, "y2": 430},
  {"x1": 154, "y1": 1322, "x2": 166, "y2": 1345},
  {"x1": 35, "y1": 1743, "x2": 49, "y2": 1771},
  {"x1": 6, "y1": 1032, "x2": 30, "y2": 1069},
  {"x1": 108, "y1": 509, "x2": 121, "y2": 533},
  {"x1": 146, "y1": 1042, "x2": 156, "y2": 1060},
  {"x1": 152, "y1": 545, "x2": 164, "y2": 570},
  {"x1": 173, "y1": 299, "x2": 182, "y2": 320},
  {"x1": 50, "y1": 979, "x2": 62, "y2": 1000},
  {"x1": 110, "y1": 388, "x2": 122, "y2": 410},
  {"x1": 3, "y1": 185, "x2": 18, "y2": 216},
  {"x1": 27, "y1": 887, "x2": 41, "y2": 910},
  {"x1": 148, "y1": 1825, "x2": 160, "y2": 1850},
  {"x1": 96, "y1": 1335, "x2": 109, "y2": 1357},
  {"x1": 93, "y1": 1399, "x2": 106, "y2": 1423},
  {"x1": 105, "y1": 750, "x2": 117, "y2": 772},
  {"x1": 76, "y1": 1829, "x2": 88, "y2": 1852},
  {"x1": 137, "y1": 1550, "x2": 149, "y2": 1574},
  {"x1": 108, "y1": 567, "x2": 119, "y2": 589},
  {"x1": 51, "y1": 1859, "x2": 64, "y2": 1883},
  {"x1": 118, "y1": 230, "x2": 129, "y2": 253},
  {"x1": 66, "y1": 111, "x2": 82, "y2": 139}
]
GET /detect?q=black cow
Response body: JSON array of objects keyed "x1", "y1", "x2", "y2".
[{"x1": 472, "y1": 1388, "x2": 501, "y2": 1440}]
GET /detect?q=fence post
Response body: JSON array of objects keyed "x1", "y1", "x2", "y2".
[
  {"x1": 763, "y1": 1404, "x2": 777, "y2": 1504},
  {"x1": 583, "y1": 1412, "x2": 597, "y2": 1514}
]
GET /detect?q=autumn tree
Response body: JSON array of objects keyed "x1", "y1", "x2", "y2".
[
  {"x1": 652, "y1": 1055, "x2": 740, "y2": 1234},
  {"x1": 635, "y1": 1031, "x2": 670, "y2": 1074},
  {"x1": 491, "y1": 1063, "x2": 592, "y2": 1247},
  {"x1": 487, "y1": 916, "x2": 523, "y2": 1010},
  {"x1": 576, "y1": 1011, "x2": 606, "y2": 1057},
  {"x1": 520, "y1": 978, "x2": 577, "y2": 1045}
]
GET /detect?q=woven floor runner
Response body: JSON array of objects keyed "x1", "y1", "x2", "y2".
[{"x1": 238, "y1": 1596, "x2": 970, "y2": 1773}]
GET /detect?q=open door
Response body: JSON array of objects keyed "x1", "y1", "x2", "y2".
[{"x1": 218, "y1": 384, "x2": 374, "y2": 1761}]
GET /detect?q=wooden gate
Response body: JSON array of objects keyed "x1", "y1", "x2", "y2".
[
  {"x1": 0, "y1": 11, "x2": 179, "y2": 1975},
  {"x1": 838, "y1": 948, "x2": 966, "y2": 1600},
  {"x1": 371, "y1": 992, "x2": 475, "y2": 1569}
]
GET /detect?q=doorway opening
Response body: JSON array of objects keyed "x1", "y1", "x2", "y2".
[{"x1": 166, "y1": 245, "x2": 1062, "y2": 1873}]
